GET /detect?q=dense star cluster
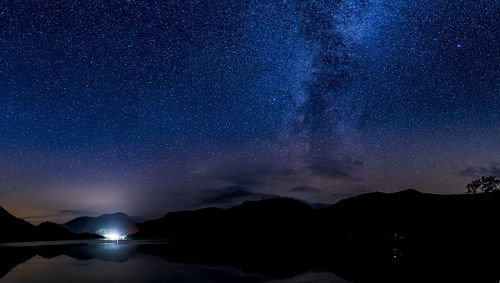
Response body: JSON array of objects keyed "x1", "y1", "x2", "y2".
[{"x1": 0, "y1": 0, "x2": 498, "y2": 222}]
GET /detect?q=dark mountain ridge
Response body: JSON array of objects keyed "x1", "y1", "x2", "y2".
[
  {"x1": 3, "y1": 190, "x2": 500, "y2": 281},
  {"x1": 133, "y1": 189, "x2": 500, "y2": 244},
  {"x1": 62, "y1": 212, "x2": 138, "y2": 236},
  {"x1": 133, "y1": 198, "x2": 314, "y2": 243},
  {"x1": 0, "y1": 207, "x2": 102, "y2": 243},
  {"x1": 132, "y1": 189, "x2": 500, "y2": 282}
]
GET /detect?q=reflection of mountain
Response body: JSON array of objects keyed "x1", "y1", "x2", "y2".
[
  {"x1": 0, "y1": 242, "x2": 141, "y2": 279},
  {"x1": 0, "y1": 247, "x2": 35, "y2": 278},
  {"x1": 0, "y1": 241, "x2": 315, "y2": 280},
  {"x1": 138, "y1": 242, "x2": 314, "y2": 279},
  {"x1": 0, "y1": 206, "x2": 102, "y2": 243},
  {"x1": 62, "y1": 213, "x2": 138, "y2": 236},
  {"x1": 0, "y1": 244, "x2": 82, "y2": 279},
  {"x1": 65, "y1": 242, "x2": 141, "y2": 262}
]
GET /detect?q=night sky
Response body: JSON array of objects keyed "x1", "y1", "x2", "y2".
[{"x1": 1, "y1": 0, "x2": 498, "y2": 223}]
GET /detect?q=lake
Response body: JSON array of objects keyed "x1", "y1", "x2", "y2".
[{"x1": 0, "y1": 240, "x2": 352, "y2": 283}]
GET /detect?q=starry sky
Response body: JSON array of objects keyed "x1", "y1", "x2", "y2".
[{"x1": 0, "y1": 0, "x2": 498, "y2": 223}]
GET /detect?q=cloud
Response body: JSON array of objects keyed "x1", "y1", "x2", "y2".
[
  {"x1": 209, "y1": 164, "x2": 296, "y2": 188},
  {"x1": 331, "y1": 192, "x2": 355, "y2": 198},
  {"x1": 289, "y1": 185, "x2": 321, "y2": 193},
  {"x1": 458, "y1": 162, "x2": 500, "y2": 178},
  {"x1": 307, "y1": 159, "x2": 364, "y2": 179},
  {"x1": 219, "y1": 172, "x2": 263, "y2": 187},
  {"x1": 23, "y1": 214, "x2": 60, "y2": 220},
  {"x1": 196, "y1": 186, "x2": 279, "y2": 207},
  {"x1": 59, "y1": 209, "x2": 90, "y2": 215}
]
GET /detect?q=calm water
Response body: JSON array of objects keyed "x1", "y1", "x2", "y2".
[{"x1": 0, "y1": 240, "x2": 352, "y2": 283}]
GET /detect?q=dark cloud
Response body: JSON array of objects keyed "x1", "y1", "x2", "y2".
[
  {"x1": 307, "y1": 159, "x2": 363, "y2": 179},
  {"x1": 59, "y1": 209, "x2": 90, "y2": 215},
  {"x1": 330, "y1": 186, "x2": 373, "y2": 200},
  {"x1": 331, "y1": 193, "x2": 355, "y2": 198},
  {"x1": 214, "y1": 164, "x2": 296, "y2": 187},
  {"x1": 289, "y1": 185, "x2": 321, "y2": 193},
  {"x1": 221, "y1": 174, "x2": 263, "y2": 187},
  {"x1": 196, "y1": 186, "x2": 279, "y2": 207},
  {"x1": 307, "y1": 202, "x2": 332, "y2": 209},
  {"x1": 23, "y1": 209, "x2": 92, "y2": 222},
  {"x1": 458, "y1": 162, "x2": 500, "y2": 178},
  {"x1": 23, "y1": 214, "x2": 59, "y2": 220}
]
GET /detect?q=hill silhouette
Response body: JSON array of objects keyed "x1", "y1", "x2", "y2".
[
  {"x1": 62, "y1": 212, "x2": 138, "y2": 236},
  {"x1": 3, "y1": 190, "x2": 500, "y2": 281},
  {"x1": 131, "y1": 189, "x2": 500, "y2": 282},
  {"x1": 0, "y1": 206, "x2": 103, "y2": 242},
  {"x1": 133, "y1": 198, "x2": 314, "y2": 244},
  {"x1": 0, "y1": 206, "x2": 36, "y2": 242},
  {"x1": 133, "y1": 190, "x2": 500, "y2": 247}
]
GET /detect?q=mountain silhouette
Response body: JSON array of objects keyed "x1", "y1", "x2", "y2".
[
  {"x1": 0, "y1": 206, "x2": 103, "y2": 243},
  {"x1": 133, "y1": 198, "x2": 314, "y2": 244},
  {"x1": 0, "y1": 206, "x2": 36, "y2": 242},
  {"x1": 62, "y1": 212, "x2": 138, "y2": 236},
  {"x1": 321, "y1": 188, "x2": 500, "y2": 246},
  {"x1": 131, "y1": 190, "x2": 500, "y2": 282},
  {"x1": 3, "y1": 190, "x2": 500, "y2": 282},
  {"x1": 311, "y1": 189, "x2": 500, "y2": 282}
]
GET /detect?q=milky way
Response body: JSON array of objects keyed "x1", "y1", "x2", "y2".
[{"x1": 0, "y1": 0, "x2": 498, "y2": 222}]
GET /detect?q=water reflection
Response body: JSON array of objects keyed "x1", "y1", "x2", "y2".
[{"x1": 0, "y1": 240, "x2": 351, "y2": 283}]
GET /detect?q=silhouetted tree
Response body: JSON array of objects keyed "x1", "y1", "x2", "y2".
[
  {"x1": 466, "y1": 179, "x2": 481, "y2": 194},
  {"x1": 466, "y1": 176, "x2": 499, "y2": 194}
]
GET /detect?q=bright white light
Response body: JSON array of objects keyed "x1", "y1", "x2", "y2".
[{"x1": 104, "y1": 231, "x2": 126, "y2": 241}]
